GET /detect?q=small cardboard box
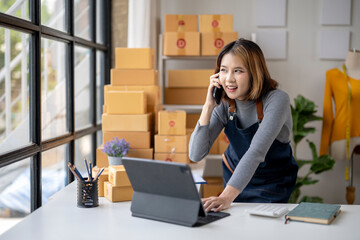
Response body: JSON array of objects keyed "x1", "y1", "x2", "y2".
[
  {"x1": 104, "y1": 181, "x2": 133, "y2": 202},
  {"x1": 158, "y1": 111, "x2": 186, "y2": 136},
  {"x1": 104, "y1": 91, "x2": 147, "y2": 114},
  {"x1": 186, "y1": 113, "x2": 200, "y2": 129},
  {"x1": 154, "y1": 134, "x2": 189, "y2": 153},
  {"x1": 164, "y1": 14, "x2": 198, "y2": 32},
  {"x1": 111, "y1": 69, "x2": 158, "y2": 86},
  {"x1": 102, "y1": 113, "x2": 152, "y2": 132},
  {"x1": 202, "y1": 177, "x2": 224, "y2": 198},
  {"x1": 104, "y1": 85, "x2": 161, "y2": 111},
  {"x1": 115, "y1": 48, "x2": 155, "y2": 69},
  {"x1": 168, "y1": 69, "x2": 214, "y2": 88},
  {"x1": 108, "y1": 165, "x2": 131, "y2": 187},
  {"x1": 165, "y1": 88, "x2": 207, "y2": 105},
  {"x1": 103, "y1": 131, "x2": 151, "y2": 149},
  {"x1": 218, "y1": 130, "x2": 230, "y2": 154},
  {"x1": 163, "y1": 32, "x2": 200, "y2": 56},
  {"x1": 199, "y1": 15, "x2": 233, "y2": 32},
  {"x1": 96, "y1": 146, "x2": 108, "y2": 168},
  {"x1": 201, "y1": 32, "x2": 238, "y2": 56},
  {"x1": 154, "y1": 152, "x2": 190, "y2": 164},
  {"x1": 127, "y1": 148, "x2": 154, "y2": 159},
  {"x1": 92, "y1": 167, "x2": 108, "y2": 197}
]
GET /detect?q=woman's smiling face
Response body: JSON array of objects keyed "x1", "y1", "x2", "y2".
[{"x1": 219, "y1": 53, "x2": 251, "y2": 101}]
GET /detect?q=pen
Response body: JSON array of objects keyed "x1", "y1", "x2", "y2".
[
  {"x1": 94, "y1": 168, "x2": 105, "y2": 181},
  {"x1": 68, "y1": 162, "x2": 82, "y2": 181},
  {"x1": 89, "y1": 161, "x2": 93, "y2": 181},
  {"x1": 68, "y1": 162, "x2": 85, "y2": 182},
  {"x1": 84, "y1": 158, "x2": 91, "y2": 181}
]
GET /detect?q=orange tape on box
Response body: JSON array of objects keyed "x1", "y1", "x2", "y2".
[{"x1": 176, "y1": 32, "x2": 186, "y2": 55}]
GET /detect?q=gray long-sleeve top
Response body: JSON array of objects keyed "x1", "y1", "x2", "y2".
[{"x1": 189, "y1": 89, "x2": 293, "y2": 193}]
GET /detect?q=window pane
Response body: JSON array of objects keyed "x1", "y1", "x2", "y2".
[
  {"x1": 0, "y1": 158, "x2": 30, "y2": 232},
  {"x1": 41, "y1": 145, "x2": 66, "y2": 206},
  {"x1": 41, "y1": 0, "x2": 66, "y2": 32},
  {"x1": 0, "y1": 28, "x2": 30, "y2": 154},
  {"x1": 0, "y1": 0, "x2": 29, "y2": 21},
  {"x1": 41, "y1": 38, "x2": 68, "y2": 140},
  {"x1": 74, "y1": 0, "x2": 91, "y2": 41},
  {"x1": 74, "y1": 46, "x2": 91, "y2": 130},
  {"x1": 96, "y1": 0, "x2": 104, "y2": 44},
  {"x1": 75, "y1": 134, "x2": 93, "y2": 177},
  {"x1": 96, "y1": 50, "x2": 104, "y2": 124}
]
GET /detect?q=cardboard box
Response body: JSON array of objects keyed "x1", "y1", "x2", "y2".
[
  {"x1": 102, "y1": 113, "x2": 152, "y2": 132},
  {"x1": 154, "y1": 104, "x2": 163, "y2": 133},
  {"x1": 115, "y1": 48, "x2": 155, "y2": 69},
  {"x1": 186, "y1": 113, "x2": 200, "y2": 129},
  {"x1": 218, "y1": 130, "x2": 229, "y2": 154},
  {"x1": 201, "y1": 32, "x2": 238, "y2": 56},
  {"x1": 202, "y1": 177, "x2": 224, "y2": 198},
  {"x1": 154, "y1": 134, "x2": 189, "y2": 153},
  {"x1": 104, "y1": 91, "x2": 147, "y2": 114},
  {"x1": 164, "y1": 14, "x2": 198, "y2": 32},
  {"x1": 111, "y1": 69, "x2": 158, "y2": 86},
  {"x1": 168, "y1": 69, "x2": 214, "y2": 88},
  {"x1": 109, "y1": 165, "x2": 131, "y2": 187},
  {"x1": 163, "y1": 32, "x2": 200, "y2": 56},
  {"x1": 104, "y1": 181, "x2": 133, "y2": 202},
  {"x1": 165, "y1": 88, "x2": 207, "y2": 105},
  {"x1": 154, "y1": 153, "x2": 190, "y2": 164},
  {"x1": 104, "y1": 85, "x2": 161, "y2": 112},
  {"x1": 158, "y1": 111, "x2": 186, "y2": 136},
  {"x1": 92, "y1": 167, "x2": 108, "y2": 197},
  {"x1": 103, "y1": 131, "x2": 151, "y2": 149},
  {"x1": 127, "y1": 148, "x2": 154, "y2": 159},
  {"x1": 96, "y1": 146, "x2": 108, "y2": 168},
  {"x1": 199, "y1": 15, "x2": 233, "y2": 32}
]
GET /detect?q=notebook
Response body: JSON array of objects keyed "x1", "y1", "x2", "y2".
[
  {"x1": 121, "y1": 157, "x2": 230, "y2": 227},
  {"x1": 285, "y1": 202, "x2": 341, "y2": 225}
]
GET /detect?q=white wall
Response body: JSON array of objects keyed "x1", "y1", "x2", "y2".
[{"x1": 159, "y1": 0, "x2": 360, "y2": 204}]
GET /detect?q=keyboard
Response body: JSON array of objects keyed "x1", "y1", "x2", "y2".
[
  {"x1": 247, "y1": 204, "x2": 289, "y2": 218},
  {"x1": 195, "y1": 211, "x2": 230, "y2": 226}
]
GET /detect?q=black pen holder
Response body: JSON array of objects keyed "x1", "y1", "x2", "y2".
[{"x1": 77, "y1": 179, "x2": 99, "y2": 208}]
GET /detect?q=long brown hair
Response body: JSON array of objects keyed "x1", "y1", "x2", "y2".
[{"x1": 215, "y1": 38, "x2": 278, "y2": 101}]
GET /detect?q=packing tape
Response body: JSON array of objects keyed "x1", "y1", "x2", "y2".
[
  {"x1": 211, "y1": 15, "x2": 221, "y2": 32},
  {"x1": 213, "y1": 32, "x2": 224, "y2": 54},
  {"x1": 176, "y1": 15, "x2": 186, "y2": 32},
  {"x1": 176, "y1": 32, "x2": 186, "y2": 55}
]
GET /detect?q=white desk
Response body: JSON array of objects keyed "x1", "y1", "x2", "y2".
[{"x1": 1, "y1": 182, "x2": 359, "y2": 240}]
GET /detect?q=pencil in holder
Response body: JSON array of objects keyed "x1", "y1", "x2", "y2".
[{"x1": 77, "y1": 179, "x2": 99, "y2": 208}]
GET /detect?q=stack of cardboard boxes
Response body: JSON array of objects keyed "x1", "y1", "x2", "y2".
[
  {"x1": 104, "y1": 165, "x2": 133, "y2": 202},
  {"x1": 96, "y1": 48, "x2": 161, "y2": 168},
  {"x1": 154, "y1": 110, "x2": 191, "y2": 164},
  {"x1": 200, "y1": 14, "x2": 238, "y2": 56}
]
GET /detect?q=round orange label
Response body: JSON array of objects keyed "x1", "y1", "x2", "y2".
[
  {"x1": 177, "y1": 38, "x2": 186, "y2": 48},
  {"x1": 214, "y1": 38, "x2": 224, "y2": 49},
  {"x1": 212, "y1": 20, "x2": 219, "y2": 28},
  {"x1": 178, "y1": 20, "x2": 185, "y2": 26},
  {"x1": 165, "y1": 158, "x2": 173, "y2": 162},
  {"x1": 169, "y1": 120, "x2": 175, "y2": 127}
]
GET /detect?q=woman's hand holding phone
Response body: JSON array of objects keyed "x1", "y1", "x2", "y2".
[{"x1": 205, "y1": 72, "x2": 223, "y2": 107}]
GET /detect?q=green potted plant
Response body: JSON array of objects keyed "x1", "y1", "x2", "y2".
[
  {"x1": 289, "y1": 95, "x2": 335, "y2": 203},
  {"x1": 101, "y1": 137, "x2": 131, "y2": 166}
]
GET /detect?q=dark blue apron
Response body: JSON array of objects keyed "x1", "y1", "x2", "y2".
[{"x1": 222, "y1": 99, "x2": 298, "y2": 203}]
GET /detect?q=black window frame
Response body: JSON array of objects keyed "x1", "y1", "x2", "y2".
[{"x1": 0, "y1": 0, "x2": 111, "y2": 212}]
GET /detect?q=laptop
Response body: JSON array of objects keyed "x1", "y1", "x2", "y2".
[{"x1": 122, "y1": 157, "x2": 230, "y2": 227}]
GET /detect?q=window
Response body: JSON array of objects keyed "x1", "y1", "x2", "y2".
[{"x1": 0, "y1": 0, "x2": 111, "y2": 222}]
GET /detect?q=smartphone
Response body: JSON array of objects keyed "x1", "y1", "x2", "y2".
[{"x1": 212, "y1": 85, "x2": 223, "y2": 105}]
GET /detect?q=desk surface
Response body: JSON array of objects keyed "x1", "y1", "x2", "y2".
[{"x1": 1, "y1": 183, "x2": 360, "y2": 240}]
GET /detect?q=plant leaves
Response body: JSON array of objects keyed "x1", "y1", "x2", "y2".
[
  {"x1": 300, "y1": 196, "x2": 323, "y2": 203},
  {"x1": 311, "y1": 155, "x2": 336, "y2": 174}
]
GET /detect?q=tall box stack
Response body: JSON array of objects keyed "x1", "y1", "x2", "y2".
[
  {"x1": 104, "y1": 165, "x2": 133, "y2": 202},
  {"x1": 163, "y1": 15, "x2": 200, "y2": 56},
  {"x1": 97, "y1": 48, "x2": 159, "y2": 168},
  {"x1": 154, "y1": 110, "x2": 191, "y2": 164},
  {"x1": 199, "y1": 15, "x2": 238, "y2": 56}
]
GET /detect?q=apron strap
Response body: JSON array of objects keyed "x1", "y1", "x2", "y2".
[{"x1": 222, "y1": 154, "x2": 234, "y2": 173}]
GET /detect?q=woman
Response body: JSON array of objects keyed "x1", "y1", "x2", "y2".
[{"x1": 189, "y1": 38, "x2": 298, "y2": 212}]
